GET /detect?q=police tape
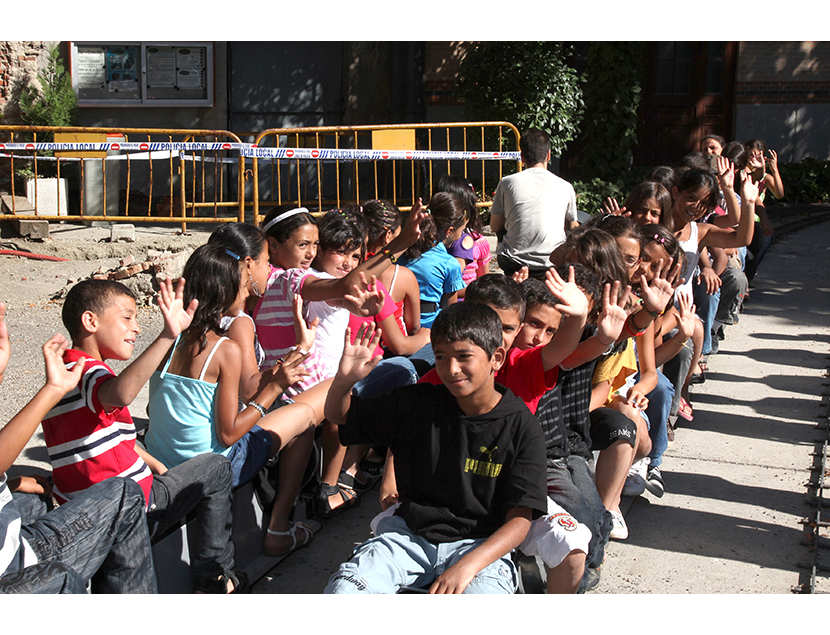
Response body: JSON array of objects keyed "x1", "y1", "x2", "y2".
[
  {"x1": 0, "y1": 142, "x2": 247, "y2": 152},
  {"x1": 240, "y1": 147, "x2": 522, "y2": 161},
  {"x1": 0, "y1": 142, "x2": 521, "y2": 162}
]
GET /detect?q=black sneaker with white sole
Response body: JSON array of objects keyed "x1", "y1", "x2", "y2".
[{"x1": 645, "y1": 465, "x2": 665, "y2": 497}]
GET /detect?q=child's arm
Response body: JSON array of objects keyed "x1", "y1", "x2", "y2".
[
  {"x1": 379, "y1": 449, "x2": 399, "y2": 511},
  {"x1": 231, "y1": 294, "x2": 314, "y2": 402},
  {"x1": 561, "y1": 281, "x2": 632, "y2": 370},
  {"x1": 697, "y1": 247, "x2": 723, "y2": 296},
  {"x1": 301, "y1": 201, "x2": 428, "y2": 304},
  {"x1": 626, "y1": 325, "x2": 659, "y2": 410},
  {"x1": 766, "y1": 149, "x2": 785, "y2": 199},
  {"x1": 653, "y1": 293, "x2": 696, "y2": 368},
  {"x1": 590, "y1": 379, "x2": 612, "y2": 411},
  {"x1": 0, "y1": 302, "x2": 9, "y2": 385},
  {"x1": 714, "y1": 155, "x2": 741, "y2": 228},
  {"x1": 429, "y1": 507, "x2": 532, "y2": 594},
  {"x1": 541, "y1": 266, "x2": 589, "y2": 372},
  {"x1": 98, "y1": 276, "x2": 198, "y2": 409},
  {"x1": 0, "y1": 334, "x2": 86, "y2": 476},
  {"x1": 377, "y1": 314, "x2": 431, "y2": 356},
  {"x1": 324, "y1": 323, "x2": 384, "y2": 426},
  {"x1": 700, "y1": 172, "x2": 759, "y2": 250}
]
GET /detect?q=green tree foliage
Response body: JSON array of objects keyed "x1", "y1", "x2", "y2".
[
  {"x1": 579, "y1": 42, "x2": 644, "y2": 182},
  {"x1": 18, "y1": 44, "x2": 78, "y2": 138},
  {"x1": 457, "y1": 42, "x2": 584, "y2": 157}
]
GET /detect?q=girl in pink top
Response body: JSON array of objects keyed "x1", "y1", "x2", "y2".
[{"x1": 252, "y1": 202, "x2": 428, "y2": 518}]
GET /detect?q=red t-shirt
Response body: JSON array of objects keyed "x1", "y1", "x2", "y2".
[
  {"x1": 418, "y1": 345, "x2": 558, "y2": 416},
  {"x1": 41, "y1": 349, "x2": 154, "y2": 506}
]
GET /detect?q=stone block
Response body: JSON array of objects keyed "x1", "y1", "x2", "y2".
[
  {"x1": 110, "y1": 224, "x2": 136, "y2": 243},
  {"x1": 11, "y1": 219, "x2": 50, "y2": 240}
]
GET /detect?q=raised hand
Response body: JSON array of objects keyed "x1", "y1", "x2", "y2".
[
  {"x1": 511, "y1": 266, "x2": 529, "y2": 285},
  {"x1": 336, "y1": 323, "x2": 383, "y2": 385},
  {"x1": 716, "y1": 155, "x2": 735, "y2": 191},
  {"x1": 270, "y1": 350, "x2": 311, "y2": 390},
  {"x1": 638, "y1": 258, "x2": 682, "y2": 313},
  {"x1": 675, "y1": 292, "x2": 697, "y2": 341},
  {"x1": 158, "y1": 276, "x2": 198, "y2": 339},
  {"x1": 344, "y1": 272, "x2": 385, "y2": 317},
  {"x1": 767, "y1": 148, "x2": 779, "y2": 172},
  {"x1": 399, "y1": 197, "x2": 427, "y2": 247},
  {"x1": 601, "y1": 197, "x2": 628, "y2": 217},
  {"x1": 292, "y1": 293, "x2": 318, "y2": 353},
  {"x1": 597, "y1": 281, "x2": 634, "y2": 344},
  {"x1": 545, "y1": 265, "x2": 589, "y2": 319},
  {"x1": 43, "y1": 333, "x2": 87, "y2": 395},
  {"x1": 740, "y1": 170, "x2": 760, "y2": 206}
]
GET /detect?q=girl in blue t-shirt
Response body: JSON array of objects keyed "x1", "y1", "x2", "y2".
[
  {"x1": 398, "y1": 192, "x2": 467, "y2": 328},
  {"x1": 145, "y1": 243, "x2": 318, "y2": 558}
]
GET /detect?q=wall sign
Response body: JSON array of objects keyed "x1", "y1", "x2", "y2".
[{"x1": 70, "y1": 42, "x2": 213, "y2": 106}]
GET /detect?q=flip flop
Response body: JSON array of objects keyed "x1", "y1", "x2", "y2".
[{"x1": 678, "y1": 398, "x2": 694, "y2": 421}]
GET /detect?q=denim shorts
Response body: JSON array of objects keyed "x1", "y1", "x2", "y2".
[{"x1": 226, "y1": 424, "x2": 273, "y2": 488}]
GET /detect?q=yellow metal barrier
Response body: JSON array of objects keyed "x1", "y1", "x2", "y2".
[
  {"x1": 250, "y1": 122, "x2": 521, "y2": 226},
  {"x1": 0, "y1": 126, "x2": 247, "y2": 233}
]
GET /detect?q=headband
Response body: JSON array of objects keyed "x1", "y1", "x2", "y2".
[{"x1": 262, "y1": 207, "x2": 309, "y2": 233}]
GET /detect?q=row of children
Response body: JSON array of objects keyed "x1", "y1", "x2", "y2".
[
  {"x1": 0, "y1": 129, "x2": 774, "y2": 594},
  {"x1": 0, "y1": 178, "x2": 495, "y2": 593}
]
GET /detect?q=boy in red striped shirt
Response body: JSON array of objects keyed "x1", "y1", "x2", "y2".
[{"x1": 41, "y1": 277, "x2": 244, "y2": 593}]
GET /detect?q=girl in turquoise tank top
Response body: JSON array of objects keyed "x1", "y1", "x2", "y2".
[{"x1": 146, "y1": 243, "x2": 318, "y2": 558}]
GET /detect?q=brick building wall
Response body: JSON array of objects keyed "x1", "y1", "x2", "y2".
[
  {"x1": 735, "y1": 41, "x2": 830, "y2": 161},
  {"x1": 0, "y1": 41, "x2": 53, "y2": 125},
  {"x1": 736, "y1": 41, "x2": 830, "y2": 105},
  {"x1": 423, "y1": 42, "x2": 473, "y2": 121}
]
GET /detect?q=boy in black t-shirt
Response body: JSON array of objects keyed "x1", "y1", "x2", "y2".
[{"x1": 323, "y1": 302, "x2": 547, "y2": 594}]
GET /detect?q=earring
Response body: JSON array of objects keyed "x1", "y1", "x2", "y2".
[{"x1": 251, "y1": 278, "x2": 263, "y2": 298}]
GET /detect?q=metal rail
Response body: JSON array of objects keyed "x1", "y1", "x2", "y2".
[{"x1": 0, "y1": 125, "x2": 246, "y2": 233}]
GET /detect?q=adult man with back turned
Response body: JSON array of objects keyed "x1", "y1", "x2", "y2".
[{"x1": 490, "y1": 128, "x2": 579, "y2": 280}]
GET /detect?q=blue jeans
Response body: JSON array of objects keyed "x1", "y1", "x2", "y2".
[
  {"x1": 4, "y1": 477, "x2": 157, "y2": 594},
  {"x1": 693, "y1": 275, "x2": 720, "y2": 356},
  {"x1": 353, "y1": 356, "x2": 418, "y2": 398},
  {"x1": 545, "y1": 456, "x2": 612, "y2": 593},
  {"x1": 324, "y1": 514, "x2": 517, "y2": 594},
  {"x1": 646, "y1": 370, "x2": 674, "y2": 468},
  {"x1": 407, "y1": 342, "x2": 435, "y2": 377},
  {"x1": 147, "y1": 452, "x2": 235, "y2": 585}
]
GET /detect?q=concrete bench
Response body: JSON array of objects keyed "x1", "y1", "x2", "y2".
[{"x1": 151, "y1": 483, "x2": 319, "y2": 593}]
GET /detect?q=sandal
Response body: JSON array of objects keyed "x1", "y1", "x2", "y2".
[
  {"x1": 193, "y1": 569, "x2": 250, "y2": 594},
  {"x1": 698, "y1": 360, "x2": 709, "y2": 373},
  {"x1": 313, "y1": 482, "x2": 360, "y2": 519},
  {"x1": 677, "y1": 398, "x2": 694, "y2": 422},
  {"x1": 264, "y1": 521, "x2": 315, "y2": 557},
  {"x1": 338, "y1": 469, "x2": 376, "y2": 496}
]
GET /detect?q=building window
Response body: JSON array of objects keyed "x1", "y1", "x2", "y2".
[
  {"x1": 705, "y1": 42, "x2": 725, "y2": 95},
  {"x1": 656, "y1": 42, "x2": 691, "y2": 95}
]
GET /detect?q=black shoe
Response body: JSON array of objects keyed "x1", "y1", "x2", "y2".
[{"x1": 645, "y1": 466, "x2": 665, "y2": 498}]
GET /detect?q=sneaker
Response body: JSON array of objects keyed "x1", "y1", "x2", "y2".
[
  {"x1": 622, "y1": 457, "x2": 649, "y2": 497},
  {"x1": 645, "y1": 465, "x2": 665, "y2": 498},
  {"x1": 584, "y1": 566, "x2": 601, "y2": 592},
  {"x1": 609, "y1": 509, "x2": 628, "y2": 540}
]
